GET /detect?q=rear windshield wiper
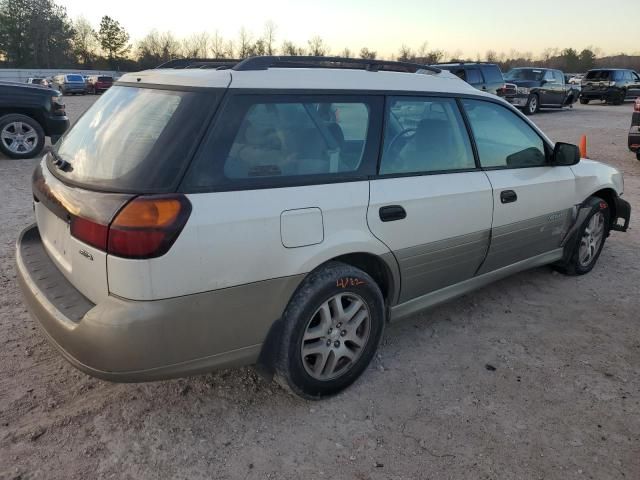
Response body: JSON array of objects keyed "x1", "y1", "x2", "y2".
[{"x1": 49, "y1": 149, "x2": 72, "y2": 172}]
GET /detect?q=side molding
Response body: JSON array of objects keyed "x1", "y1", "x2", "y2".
[{"x1": 390, "y1": 248, "x2": 564, "y2": 322}]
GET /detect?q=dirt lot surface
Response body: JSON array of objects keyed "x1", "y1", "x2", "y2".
[{"x1": 1, "y1": 95, "x2": 639, "y2": 480}]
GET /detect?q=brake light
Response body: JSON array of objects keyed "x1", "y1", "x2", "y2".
[
  {"x1": 70, "y1": 195, "x2": 192, "y2": 259},
  {"x1": 70, "y1": 216, "x2": 108, "y2": 250},
  {"x1": 634, "y1": 99, "x2": 640, "y2": 112}
]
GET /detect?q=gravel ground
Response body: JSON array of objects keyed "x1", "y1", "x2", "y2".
[{"x1": 1, "y1": 96, "x2": 639, "y2": 480}]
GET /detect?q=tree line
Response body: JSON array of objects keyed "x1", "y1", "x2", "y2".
[{"x1": 1, "y1": 0, "x2": 639, "y2": 73}]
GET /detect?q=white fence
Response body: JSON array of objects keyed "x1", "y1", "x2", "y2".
[{"x1": 0, "y1": 69, "x2": 121, "y2": 83}]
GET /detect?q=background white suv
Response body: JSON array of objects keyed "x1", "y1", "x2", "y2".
[{"x1": 17, "y1": 57, "x2": 631, "y2": 399}]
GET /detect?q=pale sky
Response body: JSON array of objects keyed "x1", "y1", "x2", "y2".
[{"x1": 60, "y1": 0, "x2": 639, "y2": 58}]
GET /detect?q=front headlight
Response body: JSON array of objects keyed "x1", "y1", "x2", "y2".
[
  {"x1": 517, "y1": 87, "x2": 531, "y2": 95},
  {"x1": 51, "y1": 95, "x2": 66, "y2": 115}
]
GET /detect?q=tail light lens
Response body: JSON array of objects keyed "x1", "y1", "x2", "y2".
[
  {"x1": 634, "y1": 99, "x2": 640, "y2": 112},
  {"x1": 70, "y1": 194, "x2": 192, "y2": 259}
]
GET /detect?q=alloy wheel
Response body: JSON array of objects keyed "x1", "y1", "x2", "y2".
[
  {"x1": 578, "y1": 212, "x2": 605, "y2": 267},
  {"x1": 1, "y1": 122, "x2": 38, "y2": 154},
  {"x1": 301, "y1": 293, "x2": 371, "y2": 381}
]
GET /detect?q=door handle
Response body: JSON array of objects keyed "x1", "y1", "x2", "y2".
[
  {"x1": 379, "y1": 205, "x2": 406, "y2": 222},
  {"x1": 500, "y1": 190, "x2": 518, "y2": 204}
]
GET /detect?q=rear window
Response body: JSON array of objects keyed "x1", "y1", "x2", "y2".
[
  {"x1": 504, "y1": 69, "x2": 544, "y2": 81},
  {"x1": 98, "y1": 76, "x2": 113, "y2": 82},
  {"x1": 480, "y1": 65, "x2": 504, "y2": 83},
  {"x1": 51, "y1": 86, "x2": 217, "y2": 192},
  {"x1": 184, "y1": 94, "x2": 381, "y2": 190},
  {"x1": 66, "y1": 75, "x2": 84, "y2": 82},
  {"x1": 585, "y1": 70, "x2": 613, "y2": 80}
]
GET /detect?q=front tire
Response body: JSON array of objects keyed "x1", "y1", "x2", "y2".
[
  {"x1": 579, "y1": 97, "x2": 589, "y2": 105},
  {"x1": 558, "y1": 197, "x2": 610, "y2": 276},
  {"x1": 636, "y1": 150, "x2": 640, "y2": 161},
  {"x1": 524, "y1": 94, "x2": 539, "y2": 115},
  {"x1": 275, "y1": 262, "x2": 385, "y2": 399},
  {"x1": 0, "y1": 114, "x2": 45, "y2": 159}
]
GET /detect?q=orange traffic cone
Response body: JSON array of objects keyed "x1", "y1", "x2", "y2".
[{"x1": 579, "y1": 135, "x2": 588, "y2": 158}]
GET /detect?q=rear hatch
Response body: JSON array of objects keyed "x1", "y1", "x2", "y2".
[
  {"x1": 582, "y1": 70, "x2": 617, "y2": 91},
  {"x1": 34, "y1": 84, "x2": 219, "y2": 303},
  {"x1": 96, "y1": 76, "x2": 113, "y2": 88}
]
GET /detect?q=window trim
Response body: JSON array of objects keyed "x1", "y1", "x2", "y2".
[
  {"x1": 180, "y1": 92, "x2": 384, "y2": 193},
  {"x1": 177, "y1": 88, "x2": 555, "y2": 193}
]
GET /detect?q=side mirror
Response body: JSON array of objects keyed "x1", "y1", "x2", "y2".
[{"x1": 552, "y1": 142, "x2": 580, "y2": 166}]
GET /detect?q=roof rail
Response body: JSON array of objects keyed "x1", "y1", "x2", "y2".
[
  {"x1": 156, "y1": 58, "x2": 242, "y2": 69},
  {"x1": 232, "y1": 56, "x2": 442, "y2": 74}
]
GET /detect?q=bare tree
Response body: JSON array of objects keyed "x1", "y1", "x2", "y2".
[
  {"x1": 485, "y1": 50, "x2": 498, "y2": 62},
  {"x1": 307, "y1": 35, "x2": 327, "y2": 56},
  {"x1": 263, "y1": 20, "x2": 277, "y2": 55},
  {"x1": 397, "y1": 45, "x2": 415, "y2": 62},
  {"x1": 359, "y1": 47, "x2": 376, "y2": 59},
  {"x1": 340, "y1": 47, "x2": 352, "y2": 58},
  {"x1": 237, "y1": 27, "x2": 253, "y2": 58},
  {"x1": 210, "y1": 31, "x2": 226, "y2": 58},
  {"x1": 281, "y1": 40, "x2": 304, "y2": 56}
]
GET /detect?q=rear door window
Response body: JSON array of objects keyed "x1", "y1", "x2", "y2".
[
  {"x1": 480, "y1": 65, "x2": 504, "y2": 84},
  {"x1": 586, "y1": 70, "x2": 611, "y2": 81},
  {"x1": 380, "y1": 97, "x2": 475, "y2": 174},
  {"x1": 51, "y1": 85, "x2": 218, "y2": 192},
  {"x1": 465, "y1": 68, "x2": 483, "y2": 85},
  {"x1": 183, "y1": 95, "x2": 382, "y2": 190}
]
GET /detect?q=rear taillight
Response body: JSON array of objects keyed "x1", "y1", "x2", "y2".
[
  {"x1": 70, "y1": 216, "x2": 108, "y2": 250},
  {"x1": 634, "y1": 99, "x2": 640, "y2": 112},
  {"x1": 70, "y1": 194, "x2": 191, "y2": 259}
]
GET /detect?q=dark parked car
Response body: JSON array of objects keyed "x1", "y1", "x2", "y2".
[
  {"x1": 503, "y1": 67, "x2": 580, "y2": 115},
  {"x1": 51, "y1": 74, "x2": 87, "y2": 95},
  {"x1": 86, "y1": 75, "x2": 114, "y2": 94},
  {"x1": 580, "y1": 69, "x2": 640, "y2": 105},
  {"x1": 629, "y1": 98, "x2": 640, "y2": 161},
  {"x1": 435, "y1": 63, "x2": 507, "y2": 96},
  {"x1": 0, "y1": 82, "x2": 69, "y2": 159}
]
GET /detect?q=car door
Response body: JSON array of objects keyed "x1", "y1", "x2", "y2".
[
  {"x1": 540, "y1": 70, "x2": 561, "y2": 106},
  {"x1": 460, "y1": 98, "x2": 577, "y2": 274},
  {"x1": 628, "y1": 71, "x2": 640, "y2": 98},
  {"x1": 367, "y1": 96, "x2": 493, "y2": 303}
]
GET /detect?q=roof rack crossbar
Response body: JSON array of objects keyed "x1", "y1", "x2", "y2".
[{"x1": 231, "y1": 56, "x2": 442, "y2": 74}]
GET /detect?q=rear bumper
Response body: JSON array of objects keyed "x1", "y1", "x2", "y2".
[
  {"x1": 16, "y1": 224, "x2": 302, "y2": 382},
  {"x1": 42, "y1": 114, "x2": 69, "y2": 139},
  {"x1": 580, "y1": 88, "x2": 620, "y2": 100},
  {"x1": 507, "y1": 94, "x2": 529, "y2": 107}
]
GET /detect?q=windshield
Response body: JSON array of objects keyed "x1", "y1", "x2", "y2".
[
  {"x1": 51, "y1": 85, "x2": 217, "y2": 192},
  {"x1": 504, "y1": 69, "x2": 544, "y2": 81},
  {"x1": 66, "y1": 75, "x2": 84, "y2": 82}
]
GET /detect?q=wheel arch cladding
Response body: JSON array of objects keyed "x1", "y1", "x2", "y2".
[
  {"x1": 590, "y1": 188, "x2": 617, "y2": 227},
  {"x1": 331, "y1": 252, "x2": 396, "y2": 306}
]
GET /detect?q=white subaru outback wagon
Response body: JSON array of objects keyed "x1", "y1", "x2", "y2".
[{"x1": 17, "y1": 56, "x2": 631, "y2": 399}]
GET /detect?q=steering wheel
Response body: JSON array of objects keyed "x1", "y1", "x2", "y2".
[{"x1": 385, "y1": 128, "x2": 417, "y2": 156}]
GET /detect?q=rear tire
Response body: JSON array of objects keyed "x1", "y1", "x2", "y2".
[
  {"x1": 613, "y1": 90, "x2": 626, "y2": 105},
  {"x1": 524, "y1": 94, "x2": 539, "y2": 115},
  {"x1": 275, "y1": 262, "x2": 385, "y2": 399},
  {"x1": 636, "y1": 150, "x2": 640, "y2": 161},
  {"x1": 579, "y1": 97, "x2": 589, "y2": 105},
  {"x1": 556, "y1": 196, "x2": 610, "y2": 276},
  {"x1": 0, "y1": 114, "x2": 45, "y2": 159}
]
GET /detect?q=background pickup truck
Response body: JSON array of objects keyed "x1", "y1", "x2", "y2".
[
  {"x1": 503, "y1": 67, "x2": 580, "y2": 115},
  {"x1": 0, "y1": 82, "x2": 69, "y2": 159}
]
